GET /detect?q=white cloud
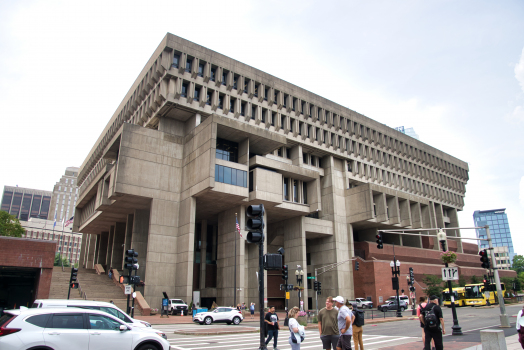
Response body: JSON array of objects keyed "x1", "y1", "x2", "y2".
[
  {"x1": 520, "y1": 176, "x2": 524, "y2": 207},
  {"x1": 506, "y1": 105, "x2": 524, "y2": 124},
  {"x1": 516, "y1": 48, "x2": 524, "y2": 93}
]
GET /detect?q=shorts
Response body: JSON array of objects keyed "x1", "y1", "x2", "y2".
[
  {"x1": 250, "y1": 310, "x2": 254, "y2": 315},
  {"x1": 320, "y1": 334, "x2": 340, "y2": 349},
  {"x1": 336, "y1": 334, "x2": 353, "y2": 350}
]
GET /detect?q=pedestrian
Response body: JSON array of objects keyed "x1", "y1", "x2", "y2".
[
  {"x1": 420, "y1": 295, "x2": 445, "y2": 350},
  {"x1": 265, "y1": 305, "x2": 280, "y2": 349},
  {"x1": 250, "y1": 302, "x2": 255, "y2": 319},
  {"x1": 351, "y1": 303, "x2": 364, "y2": 350},
  {"x1": 516, "y1": 304, "x2": 524, "y2": 348},
  {"x1": 288, "y1": 306, "x2": 302, "y2": 350},
  {"x1": 211, "y1": 301, "x2": 217, "y2": 310},
  {"x1": 318, "y1": 296, "x2": 340, "y2": 350},
  {"x1": 334, "y1": 296, "x2": 354, "y2": 350},
  {"x1": 417, "y1": 296, "x2": 434, "y2": 349},
  {"x1": 242, "y1": 302, "x2": 246, "y2": 310}
]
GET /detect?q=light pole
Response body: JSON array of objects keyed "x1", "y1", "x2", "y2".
[
  {"x1": 438, "y1": 229, "x2": 463, "y2": 335},
  {"x1": 295, "y1": 266, "x2": 304, "y2": 311},
  {"x1": 390, "y1": 259, "x2": 402, "y2": 317}
]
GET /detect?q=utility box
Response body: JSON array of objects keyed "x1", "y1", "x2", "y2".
[{"x1": 264, "y1": 254, "x2": 282, "y2": 270}]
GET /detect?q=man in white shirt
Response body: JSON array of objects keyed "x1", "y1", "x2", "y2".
[{"x1": 334, "y1": 296, "x2": 354, "y2": 350}]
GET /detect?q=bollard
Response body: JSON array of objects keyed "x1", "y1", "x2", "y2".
[{"x1": 480, "y1": 329, "x2": 507, "y2": 350}]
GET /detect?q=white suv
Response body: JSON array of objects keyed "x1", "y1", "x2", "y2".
[
  {"x1": 0, "y1": 307, "x2": 169, "y2": 350},
  {"x1": 32, "y1": 299, "x2": 151, "y2": 328},
  {"x1": 193, "y1": 307, "x2": 243, "y2": 325}
]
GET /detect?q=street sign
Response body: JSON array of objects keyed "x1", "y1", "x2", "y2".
[
  {"x1": 442, "y1": 267, "x2": 459, "y2": 281},
  {"x1": 286, "y1": 292, "x2": 290, "y2": 299},
  {"x1": 125, "y1": 285, "x2": 132, "y2": 295},
  {"x1": 307, "y1": 276, "x2": 315, "y2": 279}
]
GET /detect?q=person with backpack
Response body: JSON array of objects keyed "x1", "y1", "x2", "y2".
[
  {"x1": 419, "y1": 295, "x2": 445, "y2": 350},
  {"x1": 351, "y1": 303, "x2": 365, "y2": 350},
  {"x1": 318, "y1": 296, "x2": 340, "y2": 350}
]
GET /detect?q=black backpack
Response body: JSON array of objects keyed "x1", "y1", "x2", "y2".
[
  {"x1": 423, "y1": 303, "x2": 438, "y2": 329},
  {"x1": 353, "y1": 309, "x2": 365, "y2": 327}
]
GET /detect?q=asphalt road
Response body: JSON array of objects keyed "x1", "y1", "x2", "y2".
[{"x1": 154, "y1": 303, "x2": 522, "y2": 349}]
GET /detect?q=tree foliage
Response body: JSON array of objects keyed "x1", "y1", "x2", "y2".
[
  {"x1": 422, "y1": 274, "x2": 444, "y2": 297},
  {"x1": 512, "y1": 255, "x2": 524, "y2": 274},
  {"x1": 0, "y1": 210, "x2": 25, "y2": 237},
  {"x1": 54, "y1": 253, "x2": 70, "y2": 267},
  {"x1": 470, "y1": 275, "x2": 480, "y2": 284}
]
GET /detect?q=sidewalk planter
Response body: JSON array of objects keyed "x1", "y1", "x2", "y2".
[{"x1": 297, "y1": 316, "x2": 307, "y2": 326}]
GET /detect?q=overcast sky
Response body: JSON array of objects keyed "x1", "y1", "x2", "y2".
[{"x1": 1, "y1": 0, "x2": 523, "y2": 254}]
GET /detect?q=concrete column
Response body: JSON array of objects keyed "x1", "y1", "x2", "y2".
[
  {"x1": 200, "y1": 220, "x2": 207, "y2": 290},
  {"x1": 131, "y1": 209, "x2": 150, "y2": 284},
  {"x1": 79, "y1": 232, "x2": 88, "y2": 268},
  {"x1": 124, "y1": 214, "x2": 134, "y2": 258},
  {"x1": 173, "y1": 197, "x2": 196, "y2": 305},
  {"x1": 112, "y1": 222, "x2": 126, "y2": 271},
  {"x1": 97, "y1": 231, "x2": 109, "y2": 266},
  {"x1": 106, "y1": 226, "x2": 115, "y2": 269},
  {"x1": 85, "y1": 234, "x2": 97, "y2": 269},
  {"x1": 282, "y1": 216, "x2": 307, "y2": 310},
  {"x1": 94, "y1": 235, "x2": 101, "y2": 265},
  {"x1": 399, "y1": 199, "x2": 412, "y2": 227},
  {"x1": 217, "y1": 206, "x2": 246, "y2": 307}
]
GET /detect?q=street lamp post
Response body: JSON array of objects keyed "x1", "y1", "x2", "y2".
[
  {"x1": 296, "y1": 266, "x2": 304, "y2": 311},
  {"x1": 438, "y1": 229, "x2": 463, "y2": 336},
  {"x1": 390, "y1": 259, "x2": 402, "y2": 317}
]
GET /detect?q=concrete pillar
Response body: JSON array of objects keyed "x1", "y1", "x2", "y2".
[
  {"x1": 97, "y1": 231, "x2": 109, "y2": 266},
  {"x1": 199, "y1": 220, "x2": 207, "y2": 290},
  {"x1": 480, "y1": 329, "x2": 507, "y2": 350},
  {"x1": 112, "y1": 222, "x2": 126, "y2": 271},
  {"x1": 94, "y1": 235, "x2": 101, "y2": 265},
  {"x1": 399, "y1": 199, "x2": 412, "y2": 227},
  {"x1": 124, "y1": 214, "x2": 134, "y2": 259},
  {"x1": 79, "y1": 232, "x2": 88, "y2": 268},
  {"x1": 86, "y1": 234, "x2": 97, "y2": 269},
  {"x1": 173, "y1": 197, "x2": 196, "y2": 305},
  {"x1": 217, "y1": 206, "x2": 246, "y2": 307},
  {"x1": 282, "y1": 216, "x2": 307, "y2": 310},
  {"x1": 131, "y1": 209, "x2": 150, "y2": 284},
  {"x1": 106, "y1": 226, "x2": 115, "y2": 269}
]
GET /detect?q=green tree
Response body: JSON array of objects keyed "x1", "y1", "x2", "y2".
[
  {"x1": 458, "y1": 276, "x2": 467, "y2": 287},
  {"x1": 470, "y1": 275, "x2": 480, "y2": 284},
  {"x1": 422, "y1": 274, "x2": 444, "y2": 298},
  {"x1": 0, "y1": 210, "x2": 24, "y2": 237},
  {"x1": 54, "y1": 253, "x2": 70, "y2": 267},
  {"x1": 512, "y1": 255, "x2": 524, "y2": 274}
]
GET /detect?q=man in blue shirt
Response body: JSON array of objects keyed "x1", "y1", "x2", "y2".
[{"x1": 334, "y1": 296, "x2": 354, "y2": 350}]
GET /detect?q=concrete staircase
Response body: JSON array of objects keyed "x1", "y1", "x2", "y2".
[{"x1": 48, "y1": 266, "x2": 140, "y2": 316}]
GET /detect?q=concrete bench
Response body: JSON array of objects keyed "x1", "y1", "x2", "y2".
[{"x1": 94, "y1": 264, "x2": 105, "y2": 275}]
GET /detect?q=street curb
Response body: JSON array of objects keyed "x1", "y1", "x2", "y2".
[{"x1": 173, "y1": 327, "x2": 259, "y2": 336}]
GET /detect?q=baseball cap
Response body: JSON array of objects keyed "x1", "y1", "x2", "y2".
[
  {"x1": 429, "y1": 295, "x2": 439, "y2": 301},
  {"x1": 333, "y1": 296, "x2": 345, "y2": 303}
]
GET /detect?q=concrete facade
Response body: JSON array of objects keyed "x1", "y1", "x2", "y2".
[{"x1": 75, "y1": 33, "x2": 470, "y2": 310}]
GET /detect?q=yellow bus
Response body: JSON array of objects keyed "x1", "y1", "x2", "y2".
[
  {"x1": 464, "y1": 284, "x2": 486, "y2": 306},
  {"x1": 442, "y1": 287, "x2": 466, "y2": 307},
  {"x1": 464, "y1": 283, "x2": 506, "y2": 306}
]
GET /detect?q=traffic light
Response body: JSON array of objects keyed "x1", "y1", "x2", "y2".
[
  {"x1": 314, "y1": 281, "x2": 319, "y2": 291},
  {"x1": 282, "y1": 265, "x2": 288, "y2": 280},
  {"x1": 70, "y1": 282, "x2": 79, "y2": 289},
  {"x1": 479, "y1": 249, "x2": 490, "y2": 269},
  {"x1": 125, "y1": 249, "x2": 139, "y2": 270},
  {"x1": 69, "y1": 267, "x2": 78, "y2": 288},
  {"x1": 130, "y1": 276, "x2": 141, "y2": 284},
  {"x1": 246, "y1": 204, "x2": 265, "y2": 244},
  {"x1": 317, "y1": 281, "x2": 321, "y2": 294},
  {"x1": 376, "y1": 233, "x2": 383, "y2": 249},
  {"x1": 355, "y1": 261, "x2": 359, "y2": 271},
  {"x1": 119, "y1": 275, "x2": 129, "y2": 284},
  {"x1": 409, "y1": 267, "x2": 414, "y2": 285},
  {"x1": 483, "y1": 274, "x2": 489, "y2": 290}
]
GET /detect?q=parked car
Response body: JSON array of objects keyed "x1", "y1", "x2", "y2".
[
  {"x1": 388, "y1": 295, "x2": 409, "y2": 303},
  {"x1": 0, "y1": 307, "x2": 170, "y2": 350},
  {"x1": 378, "y1": 299, "x2": 408, "y2": 312},
  {"x1": 32, "y1": 299, "x2": 152, "y2": 328},
  {"x1": 193, "y1": 306, "x2": 243, "y2": 325},
  {"x1": 347, "y1": 298, "x2": 373, "y2": 309},
  {"x1": 168, "y1": 299, "x2": 188, "y2": 315}
]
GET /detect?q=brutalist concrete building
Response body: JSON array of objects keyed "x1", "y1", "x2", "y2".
[{"x1": 76, "y1": 33, "x2": 470, "y2": 310}]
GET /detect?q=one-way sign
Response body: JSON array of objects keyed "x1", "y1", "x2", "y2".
[{"x1": 442, "y1": 267, "x2": 459, "y2": 281}]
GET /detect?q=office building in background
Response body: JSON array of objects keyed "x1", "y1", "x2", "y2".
[
  {"x1": 474, "y1": 208, "x2": 514, "y2": 268},
  {"x1": 394, "y1": 126, "x2": 420, "y2": 140},
  {"x1": 49, "y1": 166, "x2": 79, "y2": 223},
  {"x1": 1, "y1": 186, "x2": 52, "y2": 221}
]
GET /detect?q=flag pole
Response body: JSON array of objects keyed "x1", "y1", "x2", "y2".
[{"x1": 234, "y1": 213, "x2": 237, "y2": 309}]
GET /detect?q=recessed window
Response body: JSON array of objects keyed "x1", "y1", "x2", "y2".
[
  {"x1": 198, "y1": 62, "x2": 205, "y2": 77},
  {"x1": 240, "y1": 102, "x2": 246, "y2": 116},
  {"x1": 303, "y1": 152, "x2": 308, "y2": 164},
  {"x1": 216, "y1": 138, "x2": 239, "y2": 163},
  {"x1": 274, "y1": 90, "x2": 279, "y2": 104},
  {"x1": 293, "y1": 180, "x2": 299, "y2": 202},
  {"x1": 230, "y1": 98, "x2": 236, "y2": 113},
  {"x1": 286, "y1": 148, "x2": 292, "y2": 159},
  {"x1": 244, "y1": 78, "x2": 249, "y2": 93},
  {"x1": 283, "y1": 178, "x2": 289, "y2": 201},
  {"x1": 233, "y1": 74, "x2": 239, "y2": 90},
  {"x1": 206, "y1": 90, "x2": 212, "y2": 105},
  {"x1": 303, "y1": 182, "x2": 308, "y2": 204},
  {"x1": 264, "y1": 87, "x2": 269, "y2": 101},
  {"x1": 261, "y1": 109, "x2": 266, "y2": 123},
  {"x1": 298, "y1": 122, "x2": 303, "y2": 136},
  {"x1": 281, "y1": 115, "x2": 285, "y2": 128},
  {"x1": 181, "y1": 81, "x2": 189, "y2": 97},
  {"x1": 278, "y1": 148, "x2": 282, "y2": 157},
  {"x1": 293, "y1": 98, "x2": 297, "y2": 111},
  {"x1": 172, "y1": 53, "x2": 180, "y2": 68},
  {"x1": 186, "y1": 58, "x2": 192, "y2": 73},
  {"x1": 271, "y1": 112, "x2": 275, "y2": 126},
  {"x1": 222, "y1": 70, "x2": 228, "y2": 85},
  {"x1": 283, "y1": 94, "x2": 288, "y2": 108},
  {"x1": 290, "y1": 118, "x2": 294, "y2": 133},
  {"x1": 218, "y1": 94, "x2": 223, "y2": 109},
  {"x1": 254, "y1": 83, "x2": 259, "y2": 97},
  {"x1": 194, "y1": 86, "x2": 200, "y2": 101},
  {"x1": 210, "y1": 66, "x2": 216, "y2": 81},
  {"x1": 251, "y1": 105, "x2": 256, "y2": 120}
]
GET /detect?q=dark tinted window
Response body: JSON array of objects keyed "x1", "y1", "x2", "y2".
[
  {"x1": 26, "y1": 314, "x2": 51, "y2": 328},
  {"x1": 31, "y1": 302, "x2": 41, "y2": 308},
  {"x1": 0, "y1": 314, "x2": 14, "y2": 327},
  {"x1": 49, "y1": 314, "x2": 84, "y2": 329},
  {"x1": 88, "y1": 314, "x2": 122, "y2": 331},
  {"x1": 100, "y1": 307, "x2": 132, "y2": 323}
]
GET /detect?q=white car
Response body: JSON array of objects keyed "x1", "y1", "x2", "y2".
[
  {"x1": 193, "y1": 307, "x2": 243, "y2": 325},
  {"x1": 32, "y1": 299, "x2": 151, "y2": 328},
  {"x1": 0, "y1": 307, "x2": 169, "y2": 350}
]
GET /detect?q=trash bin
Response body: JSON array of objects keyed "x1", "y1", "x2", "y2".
[{"x1": 193, "y1": 308, "x2": 208, "y2": 317}]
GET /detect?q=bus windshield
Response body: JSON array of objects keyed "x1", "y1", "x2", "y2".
[
  {"x1": 465, "y1": 285, "x2": 483, "y2": 299},
  {"x1": 443, "y1": 291, "x2": 459, "y2": 301}
]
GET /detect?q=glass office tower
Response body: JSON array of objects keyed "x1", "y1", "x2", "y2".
[{"x1": 474, "y1": 208, "x2": 514, "y2": 267}]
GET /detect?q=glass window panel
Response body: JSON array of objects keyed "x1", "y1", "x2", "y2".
[
  {"x1": 237, "y1": 170, "x2": 244, "y2": 187},
  {"x1": 243, "y1": 171, "x2": 247, "y2": 188},
  {"x1": 215, "y1": 164, "x2": 219, "y2": 180},
  {"x1": 50, "y1": 314, "x2": 84, "y2": 329},
  {"x1": 224, "y1": 167, "x2": 231, "y2": 184},
  {"x1": 88, "y1": 314, "x2": 122, "y2": 331},
  {"x1": 231, "y1": 169, "x2": 237, "y2": 186},
  {"x1": 218, "y1": 165, "x2": 224, "y2": 182}
]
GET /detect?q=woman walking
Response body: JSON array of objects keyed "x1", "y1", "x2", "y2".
[{"x1": 288, "y1": 306, "x2": 302, "y2": 350}]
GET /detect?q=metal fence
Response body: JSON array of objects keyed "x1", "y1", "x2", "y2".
[{"x1": 363, "y1": 309, "x2": 400, "y2": 319}]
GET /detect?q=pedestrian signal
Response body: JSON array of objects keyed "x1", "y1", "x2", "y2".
[{"x1": 282, "y1": 265, "x2": 288, "y2": 280}]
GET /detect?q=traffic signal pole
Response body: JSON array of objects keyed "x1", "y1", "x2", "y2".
[
  {"x1": 258, "y1": 239, "x2": 266, "y2": 350},
  {"x1": 486, "y1": 226, "x2": 509, "y2": 327}
]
